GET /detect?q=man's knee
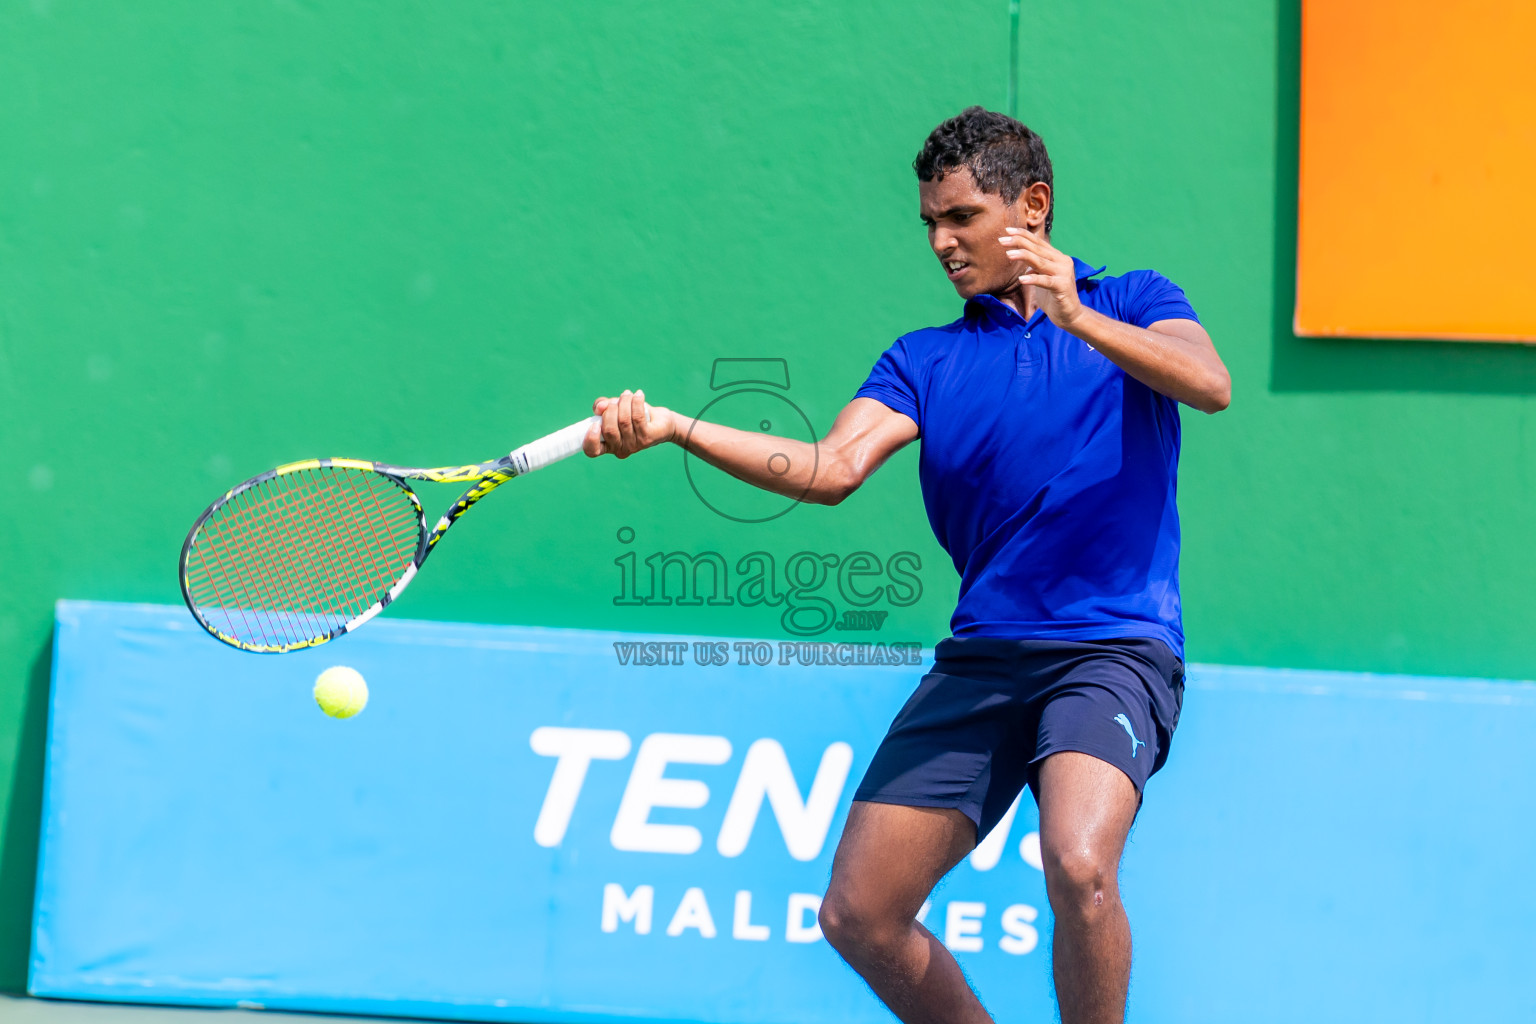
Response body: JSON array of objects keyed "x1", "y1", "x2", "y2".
[
  {"x1": 818, "y1": 802, "x2": 975, "y2": 961},
  {"x1": 1041, "y1": 842, "x2": 1117, "y2": 916},
  {"x1": 819, "y1": 884, "x2": 911, "y2": 959}
]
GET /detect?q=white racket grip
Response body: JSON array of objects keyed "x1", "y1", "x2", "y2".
[{"x1": 508, "y1": 415, "x2": 600, "y2": 475}]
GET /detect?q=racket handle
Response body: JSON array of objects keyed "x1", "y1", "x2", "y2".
[
  {"x1": 508, "y1": 407, "x2": 654, "y2": 475},
  {"x1": 508, "y1": 416, "x2": 601, "y2": 475}
]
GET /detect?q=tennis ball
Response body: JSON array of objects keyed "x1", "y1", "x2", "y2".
[{"x1": 313, "y1": 665, "x2": 368, "y2": 719}]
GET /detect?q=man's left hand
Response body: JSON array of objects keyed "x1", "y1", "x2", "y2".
[{"x1": 1000, "y1": 227, "x2": 1084, "y2": 329}]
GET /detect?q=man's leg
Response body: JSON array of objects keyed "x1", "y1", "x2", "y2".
[
  {"x1": 1036, "y1": 750, "x2": 1141, "y2": 1024},
  {"x1": 818, "y1": 801, "x2": 992, "y2": 1024}
]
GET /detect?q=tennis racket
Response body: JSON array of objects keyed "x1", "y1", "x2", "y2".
[{"x1": 180, "y1": 415, "x2": 599, "y2": 654}]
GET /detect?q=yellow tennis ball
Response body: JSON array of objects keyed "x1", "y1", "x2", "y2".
[{"x1": 313, "y1": 665, "x2": 368, "y2": 719}]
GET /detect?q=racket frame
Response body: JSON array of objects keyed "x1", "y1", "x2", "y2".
[{"x1": 180, "y1": 417, "x2": 594, "y2": 654}]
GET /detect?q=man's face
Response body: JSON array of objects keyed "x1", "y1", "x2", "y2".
[{"x1": 919, "y1": 166, "x2": 1028, "y2": 300}]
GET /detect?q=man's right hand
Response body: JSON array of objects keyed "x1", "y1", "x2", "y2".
[{"x1": 584, "y1": 389, "x2": 678, "y2": 459}]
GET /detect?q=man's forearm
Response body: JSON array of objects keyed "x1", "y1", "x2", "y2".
[
  {"x1": 669, "y1": 415, "x2": 845, "y2": 504},
  {"x1": 1063, "y1": 308, "x2": 1231, "y2": 413}
]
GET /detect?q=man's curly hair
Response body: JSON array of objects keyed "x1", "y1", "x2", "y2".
[{"x1": 914, "y1": 106, "x2": 1055, "y2": 233}]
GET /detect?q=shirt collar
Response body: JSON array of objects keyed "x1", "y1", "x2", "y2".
[
  {"x1": 1070, "y1": 256, "x2": 1107, "y2": 281},
  {"x1": 964, "y1": 256, "x2": 1106, "y2": 323}
]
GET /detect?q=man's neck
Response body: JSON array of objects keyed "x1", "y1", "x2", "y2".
[
  {"x1": 991, "y1": 281, "x2": 1036, "y2": 320},
  {"x1": 988, "y1": 228, "x2": 1051, "y2": 320}
]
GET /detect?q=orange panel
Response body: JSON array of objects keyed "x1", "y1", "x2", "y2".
[{"x1": 1297, "y1": 0, "x2": 1536, "y2": 341}]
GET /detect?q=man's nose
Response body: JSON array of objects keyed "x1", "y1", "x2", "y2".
[{"x1": 931, "y1": 229, "x2": 956, "y2": 255}]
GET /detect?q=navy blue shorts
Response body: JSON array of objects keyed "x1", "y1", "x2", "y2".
[{"x1": 853, "y1": 635, "x2": 1185, "y2": 839}]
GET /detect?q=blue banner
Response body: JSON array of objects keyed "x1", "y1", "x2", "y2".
[{"x1": 31, "y1": 601, "x2": 1536, "y2": 1023}]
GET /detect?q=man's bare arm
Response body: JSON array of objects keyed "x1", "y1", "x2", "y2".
[
  {"x1": 584, "y1": 391, "x2": 918, "y2": 505},
  {"x1": 1061, "y1": 312, "x2": 1229, "y2": 414}
]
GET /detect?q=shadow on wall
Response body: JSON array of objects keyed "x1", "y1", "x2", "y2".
[
  {"x1": 1269, "y1": 0, "x2": 1536, "y2": 396},
  {"x1": 0, "y1": 635, "x2": 51, "y2": 994}
]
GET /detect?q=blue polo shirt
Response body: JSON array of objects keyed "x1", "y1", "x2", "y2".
[{"x1": 855, "y1": 257, "x2": 1199, "y2": 657}]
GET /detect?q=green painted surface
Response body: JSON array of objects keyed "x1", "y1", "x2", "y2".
[{"x1": 2, "y1": 0, "x2": 1532, "y2": 994}]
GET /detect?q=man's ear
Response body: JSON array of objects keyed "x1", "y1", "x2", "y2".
[{"x1": 1018, "y1": 181, "x2": 1052, "y2": 230}]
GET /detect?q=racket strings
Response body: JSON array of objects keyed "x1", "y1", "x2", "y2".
[
  {"x1": 204, "y1": 476, "x2": 342, "y2": 641},
  {"x1": 189, "y1": 476, "x2": 360, "y2": 645},
  {"x1": 184, "y1": 468, "x2": 421, "y2": 649},
  {"x1": 194, "y1": 477, "x2": 337, "y2": 642},
  {"x1": 190, "y1": 470, "x2": 416, "y2": 645},
  {"x1": 233, "y1": 470, "x2": 414, "y2": 627}
]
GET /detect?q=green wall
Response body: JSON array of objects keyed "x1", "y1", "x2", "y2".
[{"x1": 3, "y1": 0, "x2": 1534, "y2": 993}]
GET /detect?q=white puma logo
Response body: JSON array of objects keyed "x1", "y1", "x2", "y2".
[{"x1": 1113, "y1": 713, "x2": 1145, "y2": 758}]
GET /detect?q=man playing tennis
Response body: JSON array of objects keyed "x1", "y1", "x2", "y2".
[{"x1": 584, "y1": 106, "x2": 1229, "y2": 1024}]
